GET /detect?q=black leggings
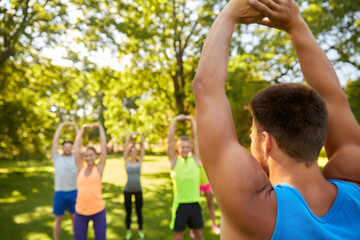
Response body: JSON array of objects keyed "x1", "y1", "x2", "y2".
[{"x1": 124, "y1": 191, "x2": 143, "y2": 230}]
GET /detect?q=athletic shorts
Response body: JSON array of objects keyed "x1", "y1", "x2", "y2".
[
  {"x1": 173, "y1": 203, "x2": 203, "y2": 232},
  {"x1": 53, "y1": 190, "x2": 77, "y2": 216},
  {"x1": 200, "y1": 183, "x2": 211, "y2": 193}
]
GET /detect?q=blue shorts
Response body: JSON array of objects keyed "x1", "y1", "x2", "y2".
[{"x1": 53, "y1": 190, "x2": 77, "y2": 216}]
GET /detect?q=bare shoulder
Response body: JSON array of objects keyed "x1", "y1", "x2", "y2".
[
  {"x1": 220, "y1": 184, "x2": 277, "y2": 239},
  {"x1": 206, "y1": 143, "x2": 277, "y2": 238},
  {"x1": 323, "y1": 143, "x2": 360, "y2": 185}
]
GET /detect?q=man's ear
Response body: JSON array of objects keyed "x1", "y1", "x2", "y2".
[{"x1": 261, "y1": 131, "x2": 272, "y2": 158}]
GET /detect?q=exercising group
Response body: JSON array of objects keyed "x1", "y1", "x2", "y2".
[
  {"x1": 50, "y1": 0, "x2": 360, "y2": 239},
  {"x1": 51, "y1": 116, "x2": 219, "y2": 240}
]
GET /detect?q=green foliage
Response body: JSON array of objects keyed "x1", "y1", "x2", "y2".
[
  {"x1": 0, "y1": 0, "x2": 359, "y2": 159},
  {"x1": 345, "y1": 78, "x2": 360, "y2": 124},
  {"x1": 227, "y1": 54, "x2": 270, "y2": 146}
]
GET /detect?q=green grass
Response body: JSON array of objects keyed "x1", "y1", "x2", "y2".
[
  {"x1": 0, "y1": 155, "x2": 329, "y2": 240},
  {"x1": 0, "y1": 156, "x2": 221, "y2": 240}
]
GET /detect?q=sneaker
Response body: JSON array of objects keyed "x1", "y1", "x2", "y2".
[
  {"x1": 189, "y1": 229, "x2": 195, "y2": 238},
  {"x1": 211, "y1": 225, "x2": 221, "y2": 235},
  {"x1": 138, "y1": 231, "x2": 145, "y2": 240},
  {"x1": 126, "y1": 232, "x2": 132, "y2": 240}
]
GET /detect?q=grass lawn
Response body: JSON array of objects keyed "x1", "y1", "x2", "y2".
[
  {"x1": 0, "y1": 155, "x2": 221, "y2": 240},
  {"x1": 0, "y1": 155, "x2": 329, "y2": 240}
]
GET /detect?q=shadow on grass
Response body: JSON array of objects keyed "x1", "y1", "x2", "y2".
[
  {"x1": 0, "y1": 169, "x2": 69, "y2": 240},
  {"x1": 0, "y1": 160, "x2": 220, "y2": 240}
]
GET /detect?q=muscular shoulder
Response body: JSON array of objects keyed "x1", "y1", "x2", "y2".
[{"x1": 222, "y1": 185, "x2": 277, "y2": 239}]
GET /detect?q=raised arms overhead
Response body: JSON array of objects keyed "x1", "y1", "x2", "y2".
[
  {"x1": 192, "y1": 0, "x2": 276, "y2": 238},
  {"x1": 51, "y1": 122, "x2": 78, "y2": 155},
  {"x1": 74, "y1": 124, "x2": 107, "y2": 175},
  {"x1": 124, "y1": 131, "x2": 145, "y2": 165},
  {"x1": 167, "y1": 114, "x2": 198, "y2": 169},
  {"x1": 250, "y1": 0, "x2": 360, "y2": 185}
]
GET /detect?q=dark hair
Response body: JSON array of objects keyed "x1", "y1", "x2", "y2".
[
  {"x1": 249, "y1": 83, "x2": 328, "y2": 165},
  {"x1": 177, "y1": 135, "x2": 190, "y2": 142},
  {"x1": 62, "y1": 140, "x2": 73, "y2": 146},
  {"x1": 86, "y1": 146, "x2": 97, "y2": 154},
  {"x1": 130, "y1": 145, "x2": 137, "y2": 151}
]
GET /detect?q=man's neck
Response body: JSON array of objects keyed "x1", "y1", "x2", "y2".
[
  {"x1": 268, "y1": 156, "x2": 321, "y2": 186},
  {"x1": 268, "y1": 156, "x2": 338, "y2": 217}
]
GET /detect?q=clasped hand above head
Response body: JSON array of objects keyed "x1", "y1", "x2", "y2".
[
  {"x1": 248, "y1": 0, "x2": 305, "y2": 32},
  {"x1": 223, "y1": 0, "x2": 305, "y2": 33},
  {"x1": 82, "y1": 123, "x2": 100, "y2": 129}
]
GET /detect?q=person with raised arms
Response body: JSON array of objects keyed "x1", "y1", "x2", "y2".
[
  {"x1": 74, "y1": 123, "x2": 107, "y2": 240},
  {"x1": 51, "y1": 121, "x2": 79, "y2": 240},
  {"x1": 123, "y1": 131, "x2": 146, "y2": 240},
  {"x1": 168, "y1": 114, "x2": 204, "y2": 240},
  {"x1": 193, "y1": 0, "x2": 360, "y2": 238}
]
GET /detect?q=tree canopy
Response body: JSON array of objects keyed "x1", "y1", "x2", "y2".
[{"x1": 1, "y1": 0, "x2": 359, "y2": 160}]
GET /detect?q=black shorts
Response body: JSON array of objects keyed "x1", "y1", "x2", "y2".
[{"x1": 173, "y1": 202, "x2": 203, "y2": 232}]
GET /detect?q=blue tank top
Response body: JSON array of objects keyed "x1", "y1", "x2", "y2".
[{"x1": 272, "y1": 179, "x2": 360, "y2": 240}]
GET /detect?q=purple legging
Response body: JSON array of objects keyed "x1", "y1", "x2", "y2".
[{"x1": 74, "y1": 208, "x2": 106, "y2": 240}]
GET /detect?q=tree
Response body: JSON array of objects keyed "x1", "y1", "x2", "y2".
[{"x1": 345, "y1": 78, "x2": 360, "y2": 124}]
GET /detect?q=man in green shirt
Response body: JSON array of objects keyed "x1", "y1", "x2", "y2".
[{"x1": 168, "y1": 115, "x2": 204, "y2": 240}]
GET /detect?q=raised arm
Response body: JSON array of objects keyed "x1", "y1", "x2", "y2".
[
  {"x1": 74, "y1": 125, "x2": 86, "y2": 171},
  {"x1": 51, "y1": 122, "x2": 79, "y2": 156},
  {"x1": 192, "y1": 0, "x2": 275, "y2": 238},
  {"x1": 124, "y1": 133, "x2": 132, "y2": 165},
  {"x1": 167, "y1": 116, "x2": 178, "y2": 169},
  {"x1": 250, "y1": 0, "x2": 360, "y2": 184},
  {"x1": 187, "y1": 116, "x2": 200, "y2": 164},
  {"x1": 167, "y1": 115, "x2": 187, "y2": 169},
  {"x1": 139, "y1": 133, "x2": 145, "y2": 163},
  {"x1": 97, "y1": 123, "x2": 107, "y2": 175},
  {"x1": 51, "y1": 122, "x2": 65, "y2": 155}
]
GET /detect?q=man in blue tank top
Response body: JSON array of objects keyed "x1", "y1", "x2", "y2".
[{"x1": 193, "y1": 0, "x2": 360, "y2": 239}]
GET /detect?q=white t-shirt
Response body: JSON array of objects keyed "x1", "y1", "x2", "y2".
[{"x1": 53, "y1": 154, "x2": 77, "y2": 192}]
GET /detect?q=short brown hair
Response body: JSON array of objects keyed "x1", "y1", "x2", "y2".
[
  {"x1": 177, "y1": 135, "x2": 191, "y2": 146},
  {"x1": 249, "y1": 83, "x2": 328, "y2": 165},
  {"x1": 177, "y1": 135, "x2": 190, "y2": 142},
  {"x1": 62, "y1": 140, "x2": 73, "y2": 146}
]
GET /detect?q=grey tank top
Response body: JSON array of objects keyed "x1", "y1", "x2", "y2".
[{"x1": 124, "y1": 162, "x2": 142, "y2": 192}]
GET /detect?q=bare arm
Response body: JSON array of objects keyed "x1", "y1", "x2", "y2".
[
  {"x1": 167, "y1": 117, "x2": 178, "y2": 169},
  {"x1": 192, "y1": 0, "x2": 275, "y2": 238},
  {"x1": 250, "y1": 0, "x2": 360, "y2": 184},
  {"x1": 74, "y1": 125, "x2": 86, "y2": 171},
  {"x1": 97, "y1": 124, "x2": 107, "y2": 176},
  {"x1": 124, "y1": 133, "x2": 131, "y2": 166},
  {"x1": 187, "y1": 116, "x2": 201, "y2": 164},
  {"x1": 167, "y1": 115, "x2": 186, "y2": 169},
  {"x1": 51, "y1": 122, "x2": 65, "y2": 155},
  {"x1": 51, "y1": 122, "x2": 79, "y2": 156},
  {"x1": 139, "y1": 133, "x2": 145, "y2": 163}
]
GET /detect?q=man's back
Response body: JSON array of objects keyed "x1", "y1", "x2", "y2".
[
  {"x1": 193, "y1": 0, "x2": 360, "y2": 238},
  {"x1": 273, "y1": 180, "x2": 360, "y2": 239}
]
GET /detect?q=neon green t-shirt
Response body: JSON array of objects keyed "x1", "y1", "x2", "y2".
[
  {"x1": 171, "y1": 156, "x2": 201, "y2": 203},
  {"x1": 170, "y1": 156, "x2": 200, "y2": 229}
]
